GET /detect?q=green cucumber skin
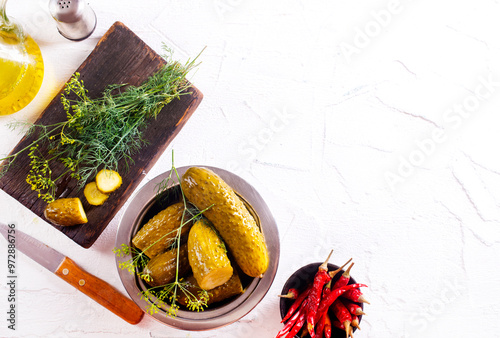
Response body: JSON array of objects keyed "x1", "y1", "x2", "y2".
[
  {"x1": 144, "y1": 244, "x2": 190, "y2": 287},
  {"x1": 181, "y1": 167, "x2": 269, "y2": 277},
  {"x1": 132, "y1": 202, "x2": 191, "y2": 258},
  {"x1": 188, "y1": 219, "x2": 233, "y2": 290},
  {"x1": 178, "y1": 273, "x2": 243, "y2": 306}
]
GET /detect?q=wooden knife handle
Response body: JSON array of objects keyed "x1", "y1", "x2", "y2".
[{"x1": 55, "y1": 257, "x2": 144, "y2": 324}]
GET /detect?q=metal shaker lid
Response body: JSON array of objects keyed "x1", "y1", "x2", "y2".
[{"x1": 49, "y1": 0, "x2": 96, "y2": 41}]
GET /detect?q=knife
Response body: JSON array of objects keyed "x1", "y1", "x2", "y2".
[{"x1": 0, "y1": 222, "x2": 144, "y2": 325}]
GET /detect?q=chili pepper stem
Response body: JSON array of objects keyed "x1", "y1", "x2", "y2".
[
  {"x1": 344, "y1": 321, "x2": 351, "y2": 338},
  {"x1": 332, "y1": 261, "x2": 356, "y2": 290},
  {"x1": 358, "y1": 295, "x2": 370, "y2": 304},
  {"x1": 328, "y1": 258, "x2": 352, "y2": 279},
  {"x1": 342, "y1": 299, "x2": 366, "y2": 317},
  {"x1": 344, "y1": 262, "x2": 354, "y2": 278},
  {"x1": 320, "y1": 249, "x2": 334, "y2": 271},
  {"x1": 279, "y1": 289, "x2": 298, "y2": 299},
  {"x1": 326, "y1": 279, "x2": 332, "y2": 289},
  {"x1": 351, "y1": 315, "x2": 361, "y2": 330}
]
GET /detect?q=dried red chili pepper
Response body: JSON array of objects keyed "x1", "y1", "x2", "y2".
[
  {"x1": 341, "y1": 299, "x2": 365, "y2": 316},
  {"x1": 315, "y1": 283, "x2": 367, "y2": 324},
  {"x1": 332, "y1": 262, "x2": 354, "y2": 290},
  {"x1": 332, "y1": 320, "x2": 354, "y2": 338},
  {"x1": 319, "y1": 258, "x2": 353, "y2": 327},
  {"x1": 276, "y1": 306, "x2": 303, "y2": 338},
  {"x1": 315, "y1": 312, "x2": 327, "y2": 338},
  {"x1": 322, "y1": 279, "x2": 333, "y2": 301},
  {"x1": 332, "y1": 299, "x2": 352, "y2": 338},
  {"x1": 305, "y1": 250, "x2": 334, "y2": 337},
  {"x1": 281, "y1": 285, "x2": 312, "y2": 323},
  {"x1": 312, "y1": 278, "x2": 335, "y2": 338},
  {"x1": 279, "y1": 288, "x2": 299, "y2": 300},
  {"x1": 324, "y1": 313, "x2": 332, "y2": 338},
  {"x1": 341, "y1": 287, "x2": 370, "y2": 304},
  {"x1": 285, "y1": 308, "x2": 308, "y2": 338}
]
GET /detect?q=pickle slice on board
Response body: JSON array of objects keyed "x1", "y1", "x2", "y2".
[{"x1": 84, "y1": 181, "x2": 109, "y2": 206}]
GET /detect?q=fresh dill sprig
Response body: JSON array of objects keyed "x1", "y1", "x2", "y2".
[
  {"x1": 154, "y1": 152, "x2": 204, "y2": 222},
  {"x1": 113, "y1": 243, "x2": 150, "y2": 278},
  {"x1": 178, "y1": 283, "x2": 210, "y2": 312},
  {"x1": 115, "y1": 158, "x2": 214, "y2": 317},
  {"x1": 0, "y1": 48, "x2": 201, "y2": 203}
]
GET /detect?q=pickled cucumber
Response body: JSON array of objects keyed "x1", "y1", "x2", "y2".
[
  {"x1": 188, "y1": 219, "x2": 233, "y2": 290},
  {"x1": 181, "y1": 167, "x2": 269, "y2": 277},
  {"x1": 143, "y1": 244, "x2": 190, "y2": 287},
  {"x1": 178, "y1": 273, "x2": 243, "y2": 307},
  {"x1": 132, "y1": 202, "x2": 192, "y2": 258},
  {"x1": 95, "y1": 169, "x2": 122, "y2": 193},
  {"x1": 44, "y1": 197, "x2": 88, "y2": 226},
  {"x1": 84, "y1": 181, "x2": 109, "y2": 206}
]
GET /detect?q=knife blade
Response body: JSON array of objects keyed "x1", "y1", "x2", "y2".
[{"x1": 0, "y1": 222, "x2": 143, "y2": 325}]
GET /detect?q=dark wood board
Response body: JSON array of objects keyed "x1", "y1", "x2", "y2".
[{"x1": 0, "y1": 22, "x2": 203, "y2": 248}]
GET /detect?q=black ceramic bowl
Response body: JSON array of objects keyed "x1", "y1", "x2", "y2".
[{"x1": 279, "y1": 263, "x2": 363, "y2": 338}]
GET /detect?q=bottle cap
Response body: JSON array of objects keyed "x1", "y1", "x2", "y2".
[{"x1": 49, "y1": 0, "x2": 96, "y2": 41}]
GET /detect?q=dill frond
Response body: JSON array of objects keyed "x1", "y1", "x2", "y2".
[
  {"x1": 0, "y1": 47, "x2": 201, "y2": 202},
  {"x1": 115, "y1": 157, "x2": 213, "y2": 318}
]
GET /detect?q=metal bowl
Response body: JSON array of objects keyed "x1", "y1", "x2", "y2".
[{"x1": 115, "y1": 166, "x2": 280, "y2": 330}]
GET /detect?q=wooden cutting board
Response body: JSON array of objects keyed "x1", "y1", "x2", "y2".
[{"x1": 0, "y1": 22, "x2": 203, "y2": 248}]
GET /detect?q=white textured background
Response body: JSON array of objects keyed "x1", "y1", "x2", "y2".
[{"x1": 1, "y1": 0, "x2": 500, "y2": 337}]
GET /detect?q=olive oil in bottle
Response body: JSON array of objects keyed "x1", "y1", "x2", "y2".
[{"x1": 0, "y1": 0, "x2": 44, "y2": 115}]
